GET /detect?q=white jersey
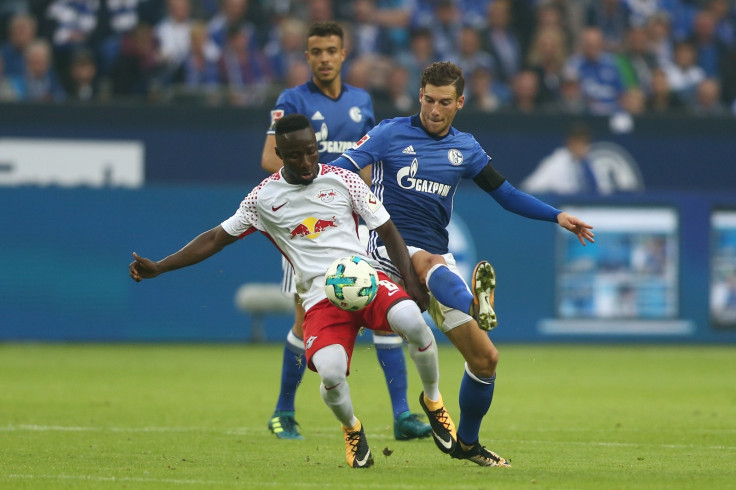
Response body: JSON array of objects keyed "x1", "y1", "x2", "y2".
[{"x1": 221, "y1": 164, "x2": 390, "y2": 311}]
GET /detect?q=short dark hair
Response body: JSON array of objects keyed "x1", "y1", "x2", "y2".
[
  {"x1": 307, "y1": 21, "x2": 344, "y2": 41},
  {"x1": 274, "y1": 114, "x2": 311, "y2": 135},
  {"x1": 421, "y1": 62, "x2": 465, "y2": 98}
]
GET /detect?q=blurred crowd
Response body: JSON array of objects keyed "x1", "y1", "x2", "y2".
[{"x1": 0, "y1": 0, "x2": 735, "y2": 116}]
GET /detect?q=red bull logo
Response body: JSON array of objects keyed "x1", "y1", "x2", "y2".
[
  {"x1": 317, "y1": 188, "x2": 337, "y2": 203},
  {"x1": 289, "y1": 216, "x2": 337, "y2": 239}
]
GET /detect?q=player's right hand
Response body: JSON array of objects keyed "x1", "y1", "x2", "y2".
[
  {"x1": 405, "y1": 284, "x2": 430, "y2": 312},
  {"x1": 129, "y1": 252, "x2": 160, "y2": 282}
]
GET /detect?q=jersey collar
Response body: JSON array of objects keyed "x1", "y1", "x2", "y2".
[
  {"x1": 307, "y1": 80, "x2": 346, "y2": 101},
  {"x1": 410, "y1": 113, "x2": 455, "y2": 141}
]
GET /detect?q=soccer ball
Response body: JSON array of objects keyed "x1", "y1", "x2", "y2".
[{"x1": 324, "y1": 256, "x2": 379, "y2": 311}]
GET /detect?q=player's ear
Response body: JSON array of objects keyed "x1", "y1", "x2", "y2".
[
  {"x1": 457, "y1": 94, "x2": 465, "y2": 109},
  {"x1": 274, "y1": 147, "x2": 282, "y2": 160}
]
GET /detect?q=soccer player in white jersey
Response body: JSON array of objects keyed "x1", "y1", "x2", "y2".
[
  {"x1": 129, "y1": 114, "x2": 457, "y2": 469},
  {"x1": 260, "y1": 21, "x2": 430, "y2": 441},
  {"x1": 331, "y1": 62, "x2": 595, "y2": 467}
]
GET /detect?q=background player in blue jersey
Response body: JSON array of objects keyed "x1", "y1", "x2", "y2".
[
  {"x1": 259, "y1": 22, "x2": 431, "y2": 442},
  {"x1": 332, "y1": 62, "x2": 595, "y2": 467}
]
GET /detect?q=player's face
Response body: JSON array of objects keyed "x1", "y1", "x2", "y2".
[
  {"x1": 276, "y1": 127, "x2": 320, "y2": 186},
  {"x1": 419, "y1": 84, "x2": 465, "y2": 137},
  {"x1": 305, "y1": 35, "x2": 345, "y2": 86}
]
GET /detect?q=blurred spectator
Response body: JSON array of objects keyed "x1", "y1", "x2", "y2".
[
  {"x1": 708, "y1": 0, "x2": 736, "y2": 46},
  {"x1": 645, "y1": 10, "x2": 674, "y2": 66},
  {"x1": 372, "y1": 61, "x2": 414, "y2": 114},
  {"x1": 349, "y1": 0, "x2": 393, "y2": 57},
  {"x1": 585, "y1": 0, "x2": 630, "y2": 52},
  {"x1": 482, "y1": 0, "x2": 522, "y2": 85},
  {"x1": 662, "y1": 40, "x2": 705, "y2": 105},
  {"x1": 44, "y1": 0, "x2": 99, "y2": 89},
  {"x1": 371, "y1": 0, "x2": 412, "y2": 55},
  {"x1": 10, "y1": 38, "x2": 66, "y2": 102},
  {"x1": 90, "y1": 0, "x2": 142, "y2": 79},
  {"x1": 457, "y1": 0, "x2": 492, "y2": 30},
  {"x1": 66, "y1": 47, "x2": 98, "y2": 101},
  {"x1": 154, "y1": 0, "x2": 194, "y2": 77},
  {"x1": 456, "y1": 26, "x2": 495, "y2": 78},
  {"x1": 173, "y1": 21, "x2": 220, "y2": 101},
  {"x1": 509, "y1": 69, "x2": 540, "y2": 113},
  {"x1": 307, "y1": 0, "x2": 334, "y2": 23},
  {"x1": 426, "y1": 0, "x2": 462, "y2": 62},
  {"x1": 284, "y1": 60, "x2": 310, "y2": 88},
  {"x1": 565, "y1": 26, "x2": 626, "y2": 115},
  {"x1": 345, "y1": 54, "x2": 371, "y2": 89},
  {"x1": 646, "y1": 66, "x2": 684, "y2": 113},
  {"x1": 520, "y1": 124, "x2": 601, "y2": 195},
  {"x1": 689, "y1": 77, "x2": 727, "y2": 115},
  {"x1": 535, "y1": 0, "x2": 585, "y2": 53},
  {"x1": 466, "y1": 66, "x2": 508, "y2": 112},
  {"x1": 527, "y1": 25, "x2": 569, "y2": 106},
  {"x1": 0, "y1": 53, "x2": 19, "y2": 101},
  {"x1": 0, "y1": 1, "x2": 29, "y2": 41},
  {"x1": 394, "y1": 27, "x2": 435, "y2": 95},
  {"x1": 554, "y1": 66, "x2": 586, "y2": 114},
  {"x1": 688, "y1": 8, "x2": 730, "y2": 78},
  {"x1": 0, "y1": 12, "x2": 37, "y2": 78},
  {"x1": 619, "y1": 86, "x2": 646, "y2": 115},
  {"x1": 218, "y1": 24, "x2": 273, "y2": 106},
  {"x1": 207, "y1": 0, "x2": 254, "y2": 57},
  {"x1": 110, "y1": 23, "x2": 162, "y2": 98},
  {"x1": 617, "y1": 26, "x2": 659, "y2": 94},
  {"x1": 264, "y1": 17, "x2": 307, "y2": 83}
]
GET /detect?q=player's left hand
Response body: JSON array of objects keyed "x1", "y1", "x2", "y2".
[{"x1": 557, "y1": 212, "x2": 595, "y2": 246}]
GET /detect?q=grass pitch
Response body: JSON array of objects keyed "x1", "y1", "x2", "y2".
[{"x1": 1, "y1": 342, "x2": 735, "y2": 489}]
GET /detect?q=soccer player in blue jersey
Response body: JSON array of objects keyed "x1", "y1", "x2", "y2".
[
  {"x1": 331, "y1": 61, "x2": 595, "y2": 467},
  {"x1": 259, "y1": 21, "x2": 431, "y2": 442}
]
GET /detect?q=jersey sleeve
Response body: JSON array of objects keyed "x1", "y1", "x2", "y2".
[
  {"x1": 335, "y1": 120, "x2": 389, "y2": 170},
  {"x1": 337, "y1": 167, "x2": 390, "y2": 229},
  {"x1": 266, "y1": 90, "x2": 300, "y2": 134},
  {"x1": 465, "y1": 136, "x2": 493, "y2": 179},
  {"x1": 220, "y1": 185, "x2": 260, "y2": 237}
]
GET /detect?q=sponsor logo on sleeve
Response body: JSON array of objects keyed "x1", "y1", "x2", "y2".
[{"x1": 270, "y1": 110, "x2": 285, "y2": 124}]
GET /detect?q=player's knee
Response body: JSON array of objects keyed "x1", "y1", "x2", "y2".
[
  {"x1": 386, "y1": 300, "x2": 431, "y2": 343},
  {"x1": 312, "y1": 345, "x2": 348, "y2": 386},
  {"x1": 467, "y1": 346, "x2": 499, "y2": 378}
]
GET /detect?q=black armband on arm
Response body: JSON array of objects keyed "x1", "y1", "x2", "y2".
[{"x1": 473, "y1": 162, "x2": 507, "y2": 192}]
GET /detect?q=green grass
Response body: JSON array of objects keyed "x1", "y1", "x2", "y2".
[{"x1": 1, "y1": 343, "x2": 735, "y2": 489}]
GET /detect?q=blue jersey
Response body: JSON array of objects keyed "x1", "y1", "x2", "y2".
[
  {"x1": 333, "y1": 115, "x2": 490, "y2": 255},
  {"x1": 267, "y1": 80, "x2": 375, "y2": 163}
]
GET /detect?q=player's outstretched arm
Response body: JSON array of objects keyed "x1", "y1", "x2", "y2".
[
  {"x1": 129, "y1": 225, "x2": 239, "y2": 282},
  {"x1": 374, "y1": 220, "x2": 430, "y2": 311},
  {"x1": 557, "y1": 212, "x2": 595, "y2": 246}
]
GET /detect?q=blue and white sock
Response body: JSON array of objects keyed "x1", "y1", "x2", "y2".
[
  {"x1": 426, "y1": 264, "x2": 472, "y2": 313},
  {"x1": 457, "y1": 363, "x2": 496, "y2": 445},
  {"x1": 373, "y1": 332, "x2": 410, "y2": 419},
  {"x1": 274, "y1": 330, "x2": 306, "y2": 413}
]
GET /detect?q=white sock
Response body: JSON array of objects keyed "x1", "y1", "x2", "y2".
[
  {"x1": 311, "y1": 344, "x2": 355, "y2": 428},
  {"x1": 387, "y1": 300, "x2": 440, "y2": 401}
]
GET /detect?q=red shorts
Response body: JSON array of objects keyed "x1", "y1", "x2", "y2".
[{"x1": 302, "y1": 271, "x2": 411, "y2": 374}]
